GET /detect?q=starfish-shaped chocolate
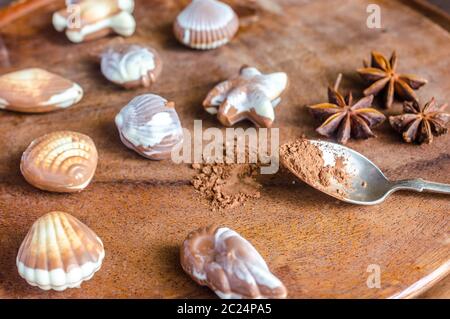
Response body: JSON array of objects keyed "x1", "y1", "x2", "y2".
[
  {"x1": 308, "y1": 74, "x2": 386, "y2": 144},
  {"x1": 389, "y1": 98, "x2": 450, "y2": 144},
  {"x1": 203, "y1": 66, "x2": 288, "y2": 128},
  {"x1": 357, "y1": 51, "x2": 428, "y2": 109}
]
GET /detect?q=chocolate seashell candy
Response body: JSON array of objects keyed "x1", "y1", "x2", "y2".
[
  {"x1": 181, "y1": 225, "x2": 288, "y2": 299},
  {"x1": 115, "y1": 94, "x2": 184, "y2": 160},
  {"x1": 0, "y1": 68, "x2": 83, "y2": 113},
  {"x1": 17, "y1": 211, "x2": 105, "y2": 291},
  {"x1": 20, "y1": 131, "x2": 98, "y2": 193},
  {"x1": 203, "y1": 66, "x2": 288, "y2": 127},
  {"x1": 53, "y1": 0, "x2": 136, "y2": 43},
  {"x1": 174, "y1": 0, "x2": 239, "y2": 50},
  {"x1": 100, "y1": 43, "x2": 162, "y2": 89}
]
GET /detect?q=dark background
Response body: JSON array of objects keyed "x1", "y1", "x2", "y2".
[
  {"x1": 428, "y1": 0, "x2": 450, "y2": 12},
  {"x1": 0, "y1": 0, "x2": 449, "y2": 12}
]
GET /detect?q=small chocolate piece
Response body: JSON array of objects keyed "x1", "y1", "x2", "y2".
[
  {"x1": 100, "y1": 43, "x2": 162, "y2": 89},
  {"x1": 174, "y1": 0, "x2": 239, "y2": 50},
  {"x1": 0, "y1": 68, "x2": 83, "y2": 113},
  {"x1": 0, "y1": 36, "x2": 10, "y2": 67},
  {"x1": 115, "y1": 94, "x2": 184, "y2": 160},
  {"x1": 203, "y1": 66, "x2": 288, "y2": 128},
  {"x1": 17, "y1": 211, "x2": 105, "y2": 291},
  {"x1": 52, "y1": 0, "x2": 136, "y2": 43},
  {"x1": 389, "y1": 97, "x2": 450, "y2": 144},
  {"x1": 20, "y1": 131, "x2": 98, "y2": 192},
  {"x1": 181, "y1": 225, "x2": 287, "y2": 299}
]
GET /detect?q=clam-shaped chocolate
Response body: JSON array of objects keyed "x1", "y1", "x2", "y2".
[
  {"x1": 52, "y1": 0, "x2": 136, "y2": 43},
  {"x1": 20, "y1": 131, "x2": 98, "y2": 193},
  {"x1": 101, "y1": 43, "x2": 162, "y2": 89},
  {"x1": 181, "y1": 226, "x2": 288, "y2": 299},
  {"x1": 0, "y1": 68, "x2": 83, "y2": 113},
  {"x1": 174, "y1": 0, "x2": 239, "y2": 50},
  {"x1": 115, "y1": 94, "x2": 184, "y2": 160},
  {"x1": 17, "y1": 211, "x2": 105, "y2": 291}
]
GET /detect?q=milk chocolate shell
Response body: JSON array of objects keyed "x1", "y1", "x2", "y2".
[
  {"x1": 52, "y1": 0, "x2": 136, "y2": 43},
  {"x1": 0, "y1": 68, "x2": 83, "y2": 113},
  {"x1": 174, "y1": 0, "x2": 239, "y2": 50},
  {"x1": 181, "y1": 226, "x2": 288, "y2": 299},
  {"x1": 203, "y1": 66, "x2": 288, "y2": 127},
  {"x1": 115, "y1": 94, "x2": 184, "y2": 160},
  {"x1": 20, "y1": 131, "x2": 98, "y2": 193},
  {"x1": 17, "y1": 211, "x2": 105, "y2": 291},
  {"x1": 100, "y1": 43, "x2": 163, "y2": 89}
]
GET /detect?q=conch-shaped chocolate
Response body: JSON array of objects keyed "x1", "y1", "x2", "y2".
[
  {"x1": 53, "y1": 0, "x2": 136, "y2": 43},
  {"x1": 115, "y1": 94, "x2": 184, "y2": 160},
  {"x1": 100, "y1": 43, "x2": 162, "y2": 89},
  {"x1": 181, "y1": 225, "x2": 287, "y2": 299},
  {"x1": 21, "y1": 131, "x2": 98, "y2": 193},
  {"x1": 17, "y1": 211, "x2": 105, "y2": 291}
]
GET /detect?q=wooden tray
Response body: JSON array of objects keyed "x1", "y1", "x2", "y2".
[{"x1": 0, "y1": 0, "x2": 449, "y2": 298}]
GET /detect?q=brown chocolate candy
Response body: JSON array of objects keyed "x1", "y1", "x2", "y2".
[
  {"x1": 181, "y1": 225, "x2": 287, "y2": 299},
  {"x1": 21, "y1": 131, "x2": 98, "y2": 193}
]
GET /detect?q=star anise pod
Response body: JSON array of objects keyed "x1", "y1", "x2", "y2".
[
  {"x1": 357, "y1": 51, "x2": 428, "y2": 109},
  {"x1": 389, "y1": 98, "x2": 450, "y2": 144},
  {"x1": 308, "y1": 74, "x2": 386, "y2": 144}
]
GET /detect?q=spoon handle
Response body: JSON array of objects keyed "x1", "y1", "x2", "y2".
[{"x1": 393, "y1": 178, "x2": 450, "y2": 194}]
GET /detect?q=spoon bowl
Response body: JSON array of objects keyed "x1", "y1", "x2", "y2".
[{"x1": 284, "y1": 139, "x2": 450, "y2": 205}]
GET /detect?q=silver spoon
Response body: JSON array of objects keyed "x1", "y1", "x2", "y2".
[{"x1": 283, "y1": 139, "x2": 450, "y2": 205}]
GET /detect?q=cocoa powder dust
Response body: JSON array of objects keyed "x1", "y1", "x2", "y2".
[
  {"x1": 191, "y1": 142, "x2": 262, "y2": 210},
  {"x1": 191, "y1": 162, "x2": 261, "y2": 210},
  {"x1": 280, "y1": 139, "x2": 352, "y2": 196}
]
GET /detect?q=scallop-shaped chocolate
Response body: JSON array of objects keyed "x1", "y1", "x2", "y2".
[
  {"x1": 101, "y1": 43, "x2": 162, "y2": 89},
  {"x1": 17, "y1": 211, "x2": 105, "y2": 291},
  {"x1": 20, "y1": 131, "x2": 98, "y2": 193},
  {"x1": 0, "y1": 68, "x2": 83, "y2": 113},
  {"x1": 174, "y1": 0, "x2": 239, "y2": 50},
  {"x1": 115, "y1": 94, "x2": 184, "y2": 160}
]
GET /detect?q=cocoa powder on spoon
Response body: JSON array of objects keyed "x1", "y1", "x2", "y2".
[{"x1": 280, "y1": 139, "x2": 352, "y2": 195}]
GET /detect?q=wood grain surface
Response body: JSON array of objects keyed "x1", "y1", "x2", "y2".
[{"x1": 0, "y1": 0, "x2": 449, "y2": 299}]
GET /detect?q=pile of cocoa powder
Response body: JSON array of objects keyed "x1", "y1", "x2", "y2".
[
  {"x1": 190, "y1": 140, "x2": 263, "y2": 210},
  {"x1": 191, "y1": 161, "x2": 261, "y2": 210},
  {"x1": 280, "y1": 139, "x2": 352, "y2": 195}
]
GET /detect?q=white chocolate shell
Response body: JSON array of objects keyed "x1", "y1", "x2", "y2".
[
  {"x1": 115, "y1": 94, "x2": 184, "y2": 160},
  {"x1": 20, "y1": 131, "x2": 98, "y2": 193},
  {"x1": 181, "y1": 226, "x2": 287, "y2": 299},
  {"x1": 101, "y1": 43, "x2": 162, "y2": 89},
  {"x1": 174, "y1": 0, "x2": 239, "y2": 50},
  {"x1": 203, "y1": 66, "x2": 288, "y2": 127},
  {"x1": 0, "y1": 68, "x2": 83, "y2": 113},
  {"x1": 17, "y1": 211, "x2": 105, "y2": 291},
  {"x1": 53, "y1": 0, "x2": 136, "y2": 43}
]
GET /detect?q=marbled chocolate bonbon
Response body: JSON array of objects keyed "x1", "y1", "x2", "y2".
[
  {"x1": 21, "y1": 131, "x2": 98, "y2": 192},
  {"x1": 17, "y1": 211, "x2": 105, "y2": 291},
  {"x1": 181, "y1": 225, "x2": 288, "y2": 299},
  {"x1": 115, "y1": 94, "x2": 184, "y2": 160}
]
